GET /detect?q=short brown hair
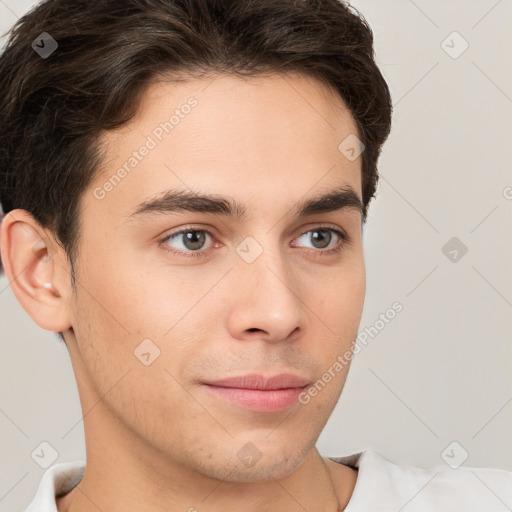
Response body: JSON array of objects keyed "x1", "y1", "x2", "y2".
[{"x1": 0, "y1": 0, "x2": 392, "y2": 282}]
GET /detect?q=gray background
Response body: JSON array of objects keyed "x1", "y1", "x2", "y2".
[{"x1": 1, "y1": 0, "x2": 511, "y2": 510}]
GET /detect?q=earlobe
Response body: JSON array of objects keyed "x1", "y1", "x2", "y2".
[{"x1": 0, "y1": 209, "x2": 72, "y2": 332}]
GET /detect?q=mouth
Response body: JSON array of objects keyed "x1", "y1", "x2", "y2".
[{"x1": 200, "y1": 373, "x2": 310, "y2": 413}]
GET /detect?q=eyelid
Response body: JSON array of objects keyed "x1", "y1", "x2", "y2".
[
  {"x1": 291, "y1": 223, "x2": 348, "y2": 250},
  {"x1": 160, "y1": 222, "x2": 346, "y2": 240},
  {"x1": 159, "y1": 223, "x2": 219, "y2": 240}
]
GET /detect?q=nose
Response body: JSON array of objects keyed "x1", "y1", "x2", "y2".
[{"x1": 225, "y1": 244, "x2": 309, "y2": 343}]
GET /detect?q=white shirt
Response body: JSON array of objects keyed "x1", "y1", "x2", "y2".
[{"x1": 24, "y1": 449, "x2": 512, "y2": 511}]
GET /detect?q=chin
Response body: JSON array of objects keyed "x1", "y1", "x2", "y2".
[
  {"x1": 237, "y1": 438, "x2": 314, "y2": 482},
  {"x1": 226, "y1": 451, "x2": 305, "y2": 483}
]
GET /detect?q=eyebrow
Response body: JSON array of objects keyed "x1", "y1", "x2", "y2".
[{"x1": 127, "y1": 184, "x2": 365, "y2": 224}]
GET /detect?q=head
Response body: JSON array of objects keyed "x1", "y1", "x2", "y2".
[{"x1": 0, "y1": 0, "x2": 391, "y2": 482}]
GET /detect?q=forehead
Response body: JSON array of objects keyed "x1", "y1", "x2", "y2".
[{"x1": 89, "y1": 72, "x2": 362, "y2": 224}]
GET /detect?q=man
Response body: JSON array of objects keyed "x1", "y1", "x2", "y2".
[{"x1": 0, "y1": 0, "x2": 510, "y2": 510}]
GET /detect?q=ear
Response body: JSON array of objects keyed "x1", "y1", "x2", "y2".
[{"x1": 0, "y1": 209, "x2": 73, "y2": 332}]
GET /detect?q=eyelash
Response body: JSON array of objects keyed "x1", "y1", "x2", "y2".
[{"x1": 159, "y1": 224, "x2": 348, "y2": 259}]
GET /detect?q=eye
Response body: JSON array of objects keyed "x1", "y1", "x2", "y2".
[
  {"x1": 159, "y1": 225, "x2": 348, "y2": 259},
  {"x1": 292, "y1": 226, "x2": 347, "y2": 256},
  {"x1": 160, "y1": 227, "x2": 214, "y2": 258}
]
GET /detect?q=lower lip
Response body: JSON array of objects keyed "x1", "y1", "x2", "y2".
[{"x1": 201, "y1": 384, "x2": 307, "y2": 412}]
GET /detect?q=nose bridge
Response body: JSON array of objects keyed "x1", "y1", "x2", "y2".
[
  {"x1": 232, "y1": 230, "x2": 305, "y2": 327},
  {"x1": 237, "y1": 227, "x2": 291, "y2": 287}
]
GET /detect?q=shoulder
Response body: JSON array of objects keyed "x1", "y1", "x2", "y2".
[
  {"x1": 329, "y1": 449, "x2": 512, "y2": 511},
  {"x1": 24, "y1": 460, "x2": 86, "y2": 512},
  {"x1": 384, "y1": 453, "x2": 512, "y2": 508}
]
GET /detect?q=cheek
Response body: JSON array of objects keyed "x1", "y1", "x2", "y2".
[
  {"x1": 78, "y1": 258, "x2": 171, "y2": 338},
  {"x1": 69, "y1": 261, "x2": 207, "y2": 422},
  {"x1": 70, "y1": 278, "x2": 197, "y2": 439},
  {"x1": 304, "y1": 258, "x2": 365, "y2": 385},
  {"x1": 313, "y1": 258, "x2": 365, "y2": 326}
]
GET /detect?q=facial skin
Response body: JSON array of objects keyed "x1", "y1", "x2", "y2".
[{"x1": 1, "y1": 72, "x2": 365, "y2": 511}]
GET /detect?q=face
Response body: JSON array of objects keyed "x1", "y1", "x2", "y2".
[{"x1": 64, "y1": 72, "x2": 366, "y2": 482}]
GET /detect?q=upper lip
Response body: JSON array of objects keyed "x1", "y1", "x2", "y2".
[{"x1": 202, "y1": 373, "x2": 310, "y2": 390}]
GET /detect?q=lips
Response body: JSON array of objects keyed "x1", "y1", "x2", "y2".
[
  {"x1": 202, "y1": 373, "x2": 310, "y2": 390},
  {"x1": 200, "y1": 373, "x2": 310, "y2": 412}
]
